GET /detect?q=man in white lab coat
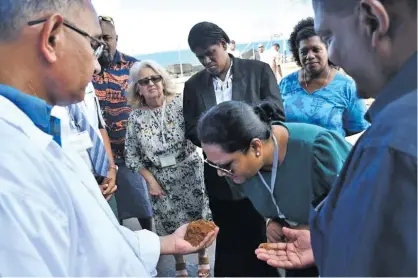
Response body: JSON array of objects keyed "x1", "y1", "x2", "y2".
[{"x1": 0, "y1": 0, "x2": 218, "y2": 276}]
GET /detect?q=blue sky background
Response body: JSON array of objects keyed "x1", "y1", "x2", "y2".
[{"x1": 91, "y1": 0, "x2": 313, "y2": 56}]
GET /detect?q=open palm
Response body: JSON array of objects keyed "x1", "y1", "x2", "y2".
[
  {"x1": 172, "y1": 223, "x2": 219, "y2": 255},
  {"x1": 255, "y1": 227, "x2": 314, "y2": 269}
]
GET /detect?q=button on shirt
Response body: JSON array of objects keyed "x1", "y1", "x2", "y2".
[
  {"x1": 213, "y1": 60, "x2": 233, "y2": 104},
  {"x1": 92, "y1": 51, "x2": 137, "y2": 159},
  {"x1": 310, "y1": 53, "x2": 417, "y2": 276},
  {"x1": 0, "y1": 85, "x2": 160, "y2": 276}
]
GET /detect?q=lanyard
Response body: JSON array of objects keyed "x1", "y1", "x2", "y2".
[
  {"x1": 148, "y1": 97, "x2": 167, "y2": 147},
  {"x1": 258, "y1": 135, "x2": 284, "y2": 217},
  {"x1": 258, "y1": 135, "x2": 279, "y2": 194},
  {"x1": 257, "y1": 135, "x2": 298, "y2": 226}
]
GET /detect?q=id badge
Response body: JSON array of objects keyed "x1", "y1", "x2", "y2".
[
  {"x1": 70, "y1": 131, "x2": 93, "y2": 152},
  {"x1": 159, "y1": 155, "x2": 176, "y2": 168}
]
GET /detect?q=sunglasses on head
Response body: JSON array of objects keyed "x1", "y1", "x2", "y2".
[
  {"x1": 99, "y1": 16, "x2": 115, "y2": 25},
  {"x1": 137, "y1": 75, "x2": 163, "y2": 86}
]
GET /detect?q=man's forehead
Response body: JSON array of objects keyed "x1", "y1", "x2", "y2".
[{"x1": 100, "y1": 21, "x2": 116, "y2": 35}]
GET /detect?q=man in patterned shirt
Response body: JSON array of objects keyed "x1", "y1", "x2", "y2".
[{"x1": 93, "y1": 16, "x2": 153, "y2": 231}]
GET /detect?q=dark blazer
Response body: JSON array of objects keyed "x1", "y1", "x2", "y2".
[{"x1": 183, "y1": 56, "x2": 286, "y2": 200}]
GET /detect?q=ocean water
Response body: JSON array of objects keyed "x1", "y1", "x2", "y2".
[{"x1": 135, "y1": 39, "x2": 288, "y2": 67}]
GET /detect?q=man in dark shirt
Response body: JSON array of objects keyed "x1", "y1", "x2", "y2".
[
  {"x1": 93, "y1": 16, "x2": 153, "y2": 230},
  {"x1": 256, "y1": 0, "x2": 417, "y2": 276}
]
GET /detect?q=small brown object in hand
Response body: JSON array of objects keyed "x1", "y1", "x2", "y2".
[
  {"x1": 184, "y1": 220, "x2": 217, "y2": 247},
  {"x1": 259, "y1": 243, "x2": 275, "y2": 250}
]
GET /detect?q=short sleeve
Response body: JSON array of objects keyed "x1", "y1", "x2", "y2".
[
  {"x1": 342, "y1": 78, "x2": 370, "y2": 133},
  {"x1": 312, "y1": 130, "x2": 352, "y2": 198},
  {"x1": 124, "y1": 111, "x2": 148, "y2": 171}
]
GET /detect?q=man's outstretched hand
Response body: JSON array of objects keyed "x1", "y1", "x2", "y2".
[
  {"x1": 160, "y1": 223, "x2": 219, "y2": 255},
  {"x1": 255, "y1": 227, "x2": 315, "y2": 269}
]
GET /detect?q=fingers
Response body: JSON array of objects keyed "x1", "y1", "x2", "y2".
[
  {"x1": 267, "y1": 258, "x2": 297, "y2": 269},
  {"x1": 100, "y1": 183, "x2": 108, "y2": 193},
  {"x1": 257, "y1": 242, "x2": 288, "y2": 251},
  {"x1": 103, "y1": 182, "x2": 116, "y2": 195},
  {"x1": 256, "y1": 252, "x2": 297, "y2": 269},
  {"x1": 198, "y1": 227, "x2": 219, "y2": 250},
  {"x1": 282, "y1": 227, "x2": 300, "y2": 241}
]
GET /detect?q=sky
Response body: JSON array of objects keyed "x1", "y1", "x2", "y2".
[{"x1": 91, "y1": 0, "x2": 314, "y2": 55}]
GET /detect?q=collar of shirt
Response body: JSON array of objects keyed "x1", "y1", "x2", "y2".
[
  {"x1": 113, "y1": 50, "x2": 125, "y2": 65},
  {"x1": 0, "y1": 84, "x2": 61, "y2": 145},
  {"x1": 366, "y1": 52, "x2": 417, "y2": 123},
  {"x1": 213, "y1": 59, "x2": 234, "y2": 83}
]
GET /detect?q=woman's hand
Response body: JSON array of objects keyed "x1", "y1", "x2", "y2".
[
  {"x1": 267, "y1": 220, "x2": 284, "y2": 243},
  {"x1": 148, "y1": 180, "x2": 165, "y2": 197}
]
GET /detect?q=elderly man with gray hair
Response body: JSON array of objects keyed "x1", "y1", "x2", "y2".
[{"x1": 0, "y1": 0, "x2": 218, "y2": 276}]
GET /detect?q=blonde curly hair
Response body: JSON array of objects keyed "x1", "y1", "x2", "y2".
[{"x1": 127, "y1": 60, "x2": 176, "y2": 108}]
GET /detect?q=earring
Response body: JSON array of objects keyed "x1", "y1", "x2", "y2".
[{"x1": 256, "y1": 152, "x2": 260, "y2": 156}]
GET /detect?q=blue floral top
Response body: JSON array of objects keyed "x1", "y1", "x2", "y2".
[{"x1": 279, "y1": 71, "x2": 370, "y2": 136}]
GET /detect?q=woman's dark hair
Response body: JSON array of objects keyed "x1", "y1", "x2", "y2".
[
  {"x1": 188, "y1": 21, "x2": 230, "y2": 52},
  {"x1": 288, "y1": 17, "x2": 329, "y2": 67},
  {"x1": 197, "y1": 101, "x2": 283, "y2": 153}
]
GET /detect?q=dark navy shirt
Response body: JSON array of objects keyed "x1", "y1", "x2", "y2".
[{"x1": 310, "y1": 53, "x2": 417, "y2": 276}]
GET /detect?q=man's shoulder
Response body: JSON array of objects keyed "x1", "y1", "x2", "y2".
[
  {"x1": 185, "y1": 70, "x2": 208, "y2": 86},
  {"x1": 119, "y1": 52, "x2": 138, "y2": 64},
  {"x1": 365, "y1": 90, "x2": 417, "y2": 157},
  {"x1": 234, "y1": 57, "x2": 266, "y2": 71}
]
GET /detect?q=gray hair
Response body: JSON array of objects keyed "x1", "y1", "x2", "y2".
[
  {"x1": 127, "y1": 60, "x2": 177, "y2": 109},
  {"x1": 0, "y1": 0, "x2": 85, "y2": 41}
]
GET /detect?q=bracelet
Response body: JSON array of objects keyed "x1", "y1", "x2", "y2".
[{"x1": 109, "y1": 164, "x2": 118, "y2": 171}]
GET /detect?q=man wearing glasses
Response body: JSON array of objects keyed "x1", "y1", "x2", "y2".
[
  {"x1": 92, "y1": 16, "x2": 153, "y2": 231},
  {"x1": 0, "y1": 0, "x2": 217, "y2": 276}
]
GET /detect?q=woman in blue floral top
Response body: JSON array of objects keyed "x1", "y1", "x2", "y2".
[{"x1": 279, "y1": 18, "x2": 369, "y2": 137}]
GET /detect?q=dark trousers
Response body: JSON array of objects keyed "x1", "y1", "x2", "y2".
[{"x1": 210, "y1": 198, "x2": 279, "y2": 277}]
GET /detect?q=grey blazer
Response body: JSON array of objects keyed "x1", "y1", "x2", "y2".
[{"x1": 183, "y1": 55, "x2": 286, "y2": 200}]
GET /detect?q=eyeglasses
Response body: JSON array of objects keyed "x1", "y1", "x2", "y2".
[
  {"x1": 204, "y1": 158, "x2": 233, "y2": 176},
  {"x1": 99, "y1": 16, "x2": 115, "y2": 26},
  {"x1": 138, "y1": 75, "x2": 163, "y2": 86},
  {"x1": 27, "y1": 18, "x2": 105, "y2": 59}
]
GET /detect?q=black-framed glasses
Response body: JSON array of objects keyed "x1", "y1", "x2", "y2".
[
  {"x1": 27, "y1": 18, "x2": 104, "y2": 59},
  {"x1": 204, "y1": 158, "x2": 233, "y2": 176},
  {"x1": 137, "y1": 75, "x2": 163, "y2": 86},
  {"x1": 98, "y1": 16, "x2": 115, "y2": 26}
]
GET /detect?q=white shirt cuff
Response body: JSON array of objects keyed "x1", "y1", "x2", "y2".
[{"x1": 135, "y1": 229, "x2": 160, "y2": 276}]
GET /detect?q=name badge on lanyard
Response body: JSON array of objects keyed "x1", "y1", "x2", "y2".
[
  {"x1": 149, "y1": 97, "x2": 176, "y2": 167},
  {"x1": 67, "y1": 107, "x2": 93, "y2": 153},
  {"x1": 159, "y1": 155, "x2": 176, "y2": 168},
  {"x1": 69, "y1": 131, "x2": 93, "y2": 153}
]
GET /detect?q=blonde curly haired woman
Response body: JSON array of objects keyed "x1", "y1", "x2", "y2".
[{"x1": 125, "y1": 60, "x2": 211, "y2": 277}]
